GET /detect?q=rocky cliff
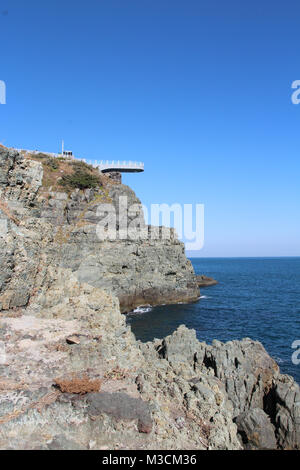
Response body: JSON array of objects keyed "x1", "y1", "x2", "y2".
[
  {"x1": 0, "y1": 147, "x2": 199, "y2": 313},
  {"x1": 0, "y1": 147, "x2": 299, "y2": 450}
]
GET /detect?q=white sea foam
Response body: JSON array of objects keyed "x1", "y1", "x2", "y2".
[
  {"x1": 131, "y1": 306, "x2": 153, "y2": 314},
  {"x1": 273, "y1": 356, "x2": 284, "y2": 364}
]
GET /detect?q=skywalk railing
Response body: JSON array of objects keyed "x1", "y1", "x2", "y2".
[{"x1": 97, "y1": 161, "x2": 144, "y2": 172}]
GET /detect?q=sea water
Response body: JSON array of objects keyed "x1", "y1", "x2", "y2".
[{"x1": 127, "y1": 257, "x2": 300, "y2": 384}]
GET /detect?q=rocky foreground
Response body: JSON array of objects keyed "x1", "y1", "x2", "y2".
[{"x1": 0, "y1": 147, "x2": 299, "y2": 450}]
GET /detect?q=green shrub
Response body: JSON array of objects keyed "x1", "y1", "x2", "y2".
[
  {"x1": 59, "y1": 169, "x2": 101, "y2": 190},
  {"x1": 71, "y1": 160, "x2": 94, "y2": 172},
  {"x1": 45, "y1": 157, "x2": 59, "y2": 170}
]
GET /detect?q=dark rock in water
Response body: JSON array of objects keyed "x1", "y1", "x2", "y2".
[
  {"x1": 196, "y1": 275, "x2": 218, "y2": 287},
  {"x1": 118, "y1": 282, "x2": 199, "y2": 314},
  {"x1": 235, "y1": 408, "x2": 277, "y2": 449}
]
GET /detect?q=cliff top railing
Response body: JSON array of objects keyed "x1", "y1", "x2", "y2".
[
  {"x1": 97, "y1": 160, "x2": 144, "y2": 173},
  {"x1": 14, "y1": 149, "x2": 144, "y2": 173}
]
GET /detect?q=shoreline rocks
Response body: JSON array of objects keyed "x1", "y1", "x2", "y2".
[{"x1": 196, "y1": 275, "x2": 218, "y2": 287}]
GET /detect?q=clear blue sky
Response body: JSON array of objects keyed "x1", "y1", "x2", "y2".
[{"x1": 1, "y1": 1, "x2": 300, "y2": 257}]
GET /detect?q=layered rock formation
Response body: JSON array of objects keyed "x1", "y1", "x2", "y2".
[
  {"x1": 0, "y1": 147, "x2": 199, "y2": 313},
  {"x1": 0, "y1": 147, "x2": 299, "y2": 450}
]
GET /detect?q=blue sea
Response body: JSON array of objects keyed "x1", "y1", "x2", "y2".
[{"x1": 127, "y1": 257, "x2": 300, "y2": 385}]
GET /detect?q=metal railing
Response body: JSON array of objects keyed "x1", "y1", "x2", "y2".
[{"x1": 97, "y1": 160, "x2": 144, "y2": 172}]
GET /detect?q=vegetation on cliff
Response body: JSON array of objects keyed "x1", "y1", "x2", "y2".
[
  {"x1": 59, "y1": 168, "x2": 101, "y2": 190},
  {"x1": 24, "y1": 152, "x2": 103, "y2": 191}
]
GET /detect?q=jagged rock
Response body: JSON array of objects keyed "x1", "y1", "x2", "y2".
[
  {"x1": 150, "y1": 326, "x2": 300, "y2": 449},
  {"x1": 265, "y1": 374, "x2": 300, "y2": 449},
  {"x1": 0, "y1": 148, "x2": 42, "y2": 204},
  {"x1": 156, "y1": 325, "x2": 204, "y2": 366},
  {"x1": 235, "y1": 408, "x2": 277, "y2": 449},
  {"x1": 200, "y1": 338, "x2": 279, "y2": 416}
]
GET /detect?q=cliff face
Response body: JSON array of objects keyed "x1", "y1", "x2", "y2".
[
  {"x1": 0, "y1": 147, "x2": 299, "y2": 450},
  {"x1": 55, "y1": 182, "x2": 199, "y2": 313},
  {"x1": 0, "y1": 147, "x2": 199, "y2": 313}
]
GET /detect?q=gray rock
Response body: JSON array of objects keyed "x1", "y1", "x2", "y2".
[
  {"x1": 200, "y1": 338, "x2": 279, "y2": 416},
  {"x1": 154, "y1": 327, "x2": 300, "y2": 450},
  {"x1": 47, "y1": 434, "x2": 87, "y2": 450},
  {"x1": 265, "y1": 374, "x2": 300, "y2": 449},
  {"x1": 235, "y1": 408, "x2": 277, "y2": 449},
  {"x1": 87, "y1": 392, "x2": 152, "y2": 433}
]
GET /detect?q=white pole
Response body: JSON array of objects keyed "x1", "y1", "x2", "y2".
[{"x1": 62, "y1": 140, "x2": 64, "y2": 156}]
